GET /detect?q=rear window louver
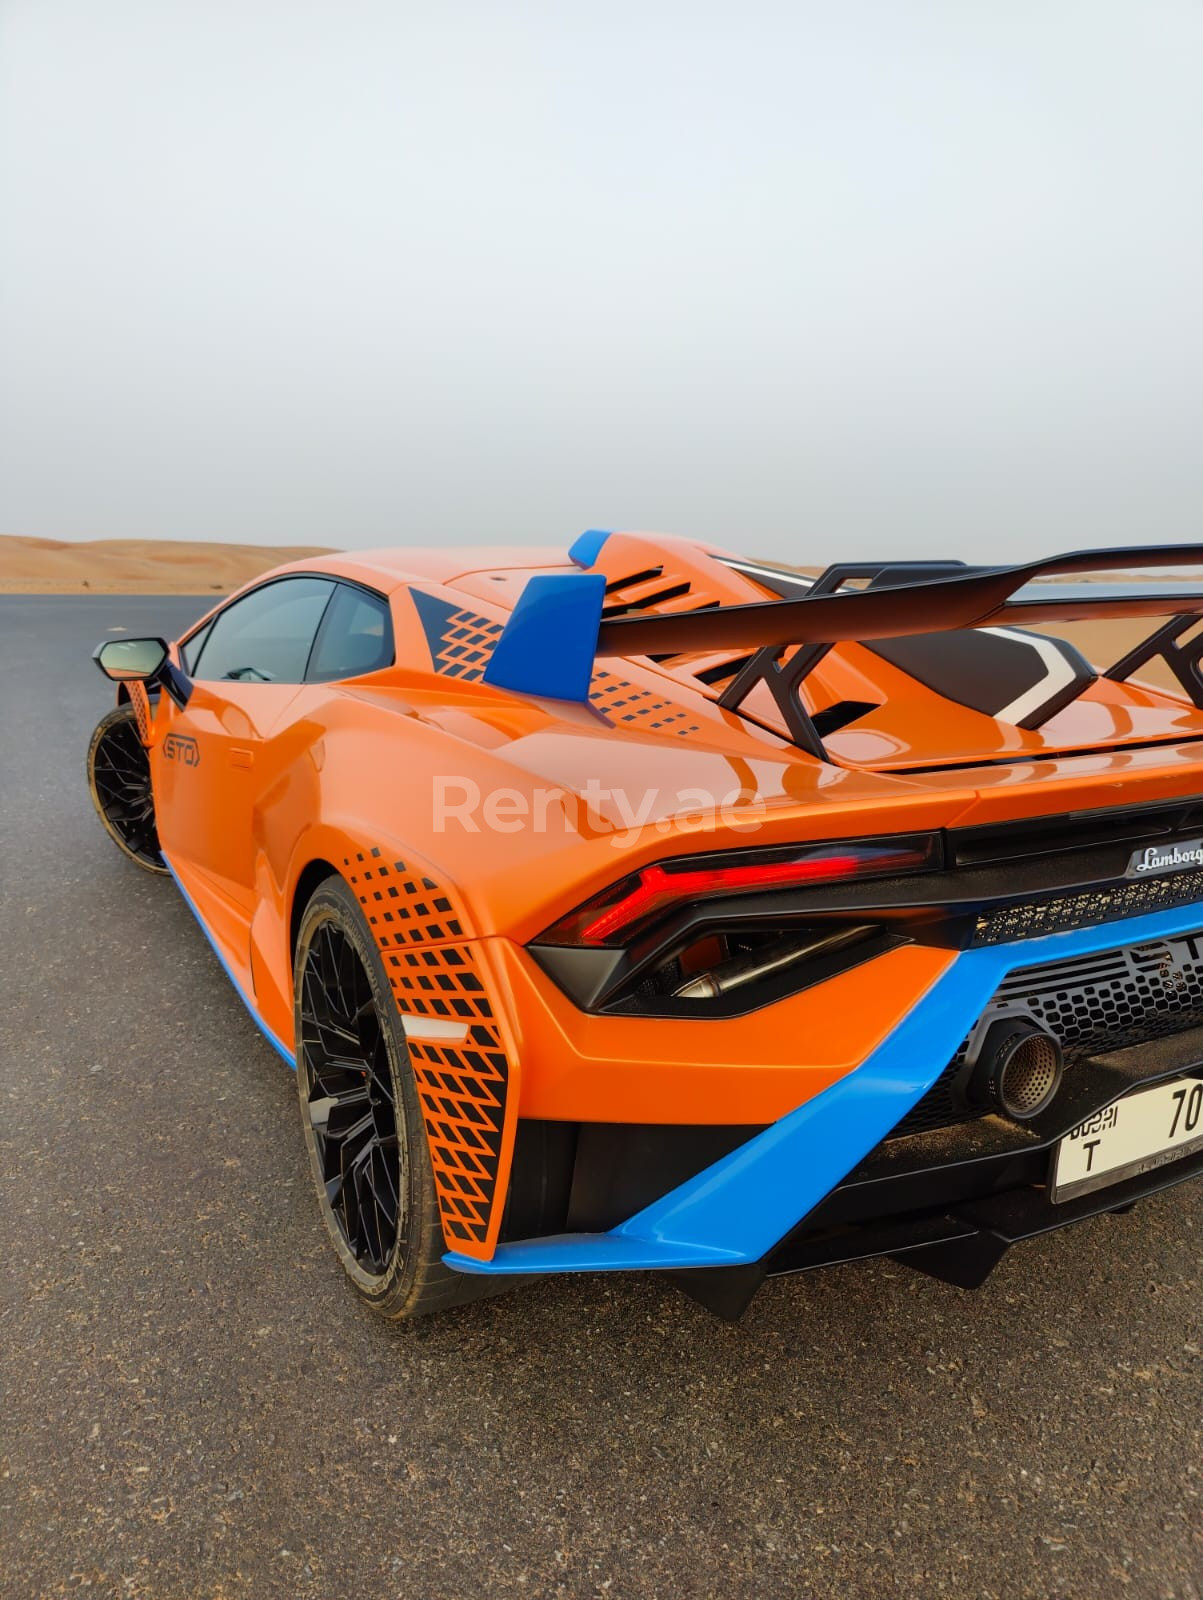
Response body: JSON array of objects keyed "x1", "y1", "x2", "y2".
[
  {"x1": 601, "y1": 567, "x2": 717, "y2": 620},
  {"x1": 600, "y1": 568, "x2": 733, "y2": 671}
]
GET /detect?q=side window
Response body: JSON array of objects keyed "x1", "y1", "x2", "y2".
[
  {"x1": 307, "y1": 585, "x2": 394, "y2": 682},
  {"x1": 180, "y1": 618, "x2": 214, "y2": 674},
  {"x1": 191, "y1": 578, "x2": 336, "y2": 683}
]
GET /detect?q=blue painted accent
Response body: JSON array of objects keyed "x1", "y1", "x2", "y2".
[
  {"x1": 163, "y1": 854, "x2": 294, "y2": 1067},
  {"x1": 446, "y1": 899, "x2": 1203, "y2": 1276},
  {"x1": 482, "y1": 573, "x2": 606, "y2": 702},
  {"x1": 568, "y1": 528, "x2": 611, "y2": 568},
  {"x1": 448, "y1": 1235, "x2": 744, "y2": 1274}
]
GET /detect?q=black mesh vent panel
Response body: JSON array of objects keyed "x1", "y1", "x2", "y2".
[
  {"x1": 894, "y1": 928, "x2": 1203, "y2": 1137},
  {"x1": 973, "y1": 873, "x2": 1203, "y2": 945}
]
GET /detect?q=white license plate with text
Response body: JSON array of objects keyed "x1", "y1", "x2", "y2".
[{"x1": 1051, "y1": 1076, "x2": 1203, "y2": 1203}]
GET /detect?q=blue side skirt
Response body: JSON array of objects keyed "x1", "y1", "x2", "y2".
[{"x1": 164, "y1": 854, "x2": 294, "y2": 1067}]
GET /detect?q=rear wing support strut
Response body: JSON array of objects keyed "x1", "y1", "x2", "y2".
[
  {"x1": 1105, "y1": 616, "x2": 1203, "y2": 709},
  {"x1": 715, "y1": 561, "x2": 973, "y2": 758}
]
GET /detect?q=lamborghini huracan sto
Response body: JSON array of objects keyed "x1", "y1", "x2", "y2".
[{"x1": 87, "y1": 531, "x2": 1203, "y2": 1318}]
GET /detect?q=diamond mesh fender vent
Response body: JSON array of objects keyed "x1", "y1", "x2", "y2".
[{"x1": 343, "y1": 847, "x2": 520, "y2": 1259}]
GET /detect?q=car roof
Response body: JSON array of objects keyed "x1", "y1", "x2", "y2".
[{"x1": 272, "y1": 545, "x2": 576, "y2": 594}]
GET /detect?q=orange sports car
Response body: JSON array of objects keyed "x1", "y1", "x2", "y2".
[{"x1": 87, "y1": 532, "x2": 1203, "y2": 1319}]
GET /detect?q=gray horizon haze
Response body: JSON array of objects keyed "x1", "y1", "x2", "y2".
[{"x1": 1, "y1": 1, "x2": 1201, "y2": 566}]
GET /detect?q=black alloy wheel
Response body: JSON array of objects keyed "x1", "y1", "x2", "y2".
[
  {"x1": 293, "y1": 876, "x2": 503, "y2": 1318},
  {"x1": 86, "y1": 704, "x2": 168, "y2": 873},
  {"x1": 299, "y1": 917, "x2": 403, "y2": 1275}
]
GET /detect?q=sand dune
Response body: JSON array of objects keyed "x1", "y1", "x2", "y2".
[{"x1": 0, "y1": 535, "x2": 336, "y2": 594}]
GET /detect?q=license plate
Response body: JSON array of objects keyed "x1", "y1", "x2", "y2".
[{"x1": 1051, "y1": 1075, "x2": 1203, "y2": 1203}]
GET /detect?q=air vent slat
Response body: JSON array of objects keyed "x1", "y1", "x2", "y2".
[
  {"x1": 603, "y1": 567, "x2": 663, "y2": 593},
  {"x1": 693, "y1": 654, "x2": 757, "y2": 686},
  {"x1": 602, "y1": 582, "x2": 694, "y2": 618}
]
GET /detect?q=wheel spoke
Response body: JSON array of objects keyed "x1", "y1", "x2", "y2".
[
  {"x1": 307, "y1": 1081, "x2": 370, "y2": 1129},
  {"x1": 298, "y1": 916, "x2": 405, "y2": 1276},
  {"x1": 350, "y1": 1148, "x2": 385, "y2": 1269},
  {"x1": 365, "y1": 1035, "x2": 394, "y2": 1104}
]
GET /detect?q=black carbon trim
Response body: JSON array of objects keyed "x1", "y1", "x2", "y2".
[
  {"x1": 863, "y1": 627, "x2": 1095, "y2": 730},
  {"x1": 950, "y1": 795, "x2": 1203, "y2": 866}
]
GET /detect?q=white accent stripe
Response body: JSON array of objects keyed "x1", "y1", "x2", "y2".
[
  {"x1": 982, "y1": 627, "x2": 1079, "y2": 725},
  {"x1": 395, "y1": 1011, "x2": 470, "y2": 1042},
  {"x1": 720, "y1": 558, "x2": 815, "y2": 592}
]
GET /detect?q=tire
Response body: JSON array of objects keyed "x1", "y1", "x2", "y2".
[
  {"x1": 86, "y1": 704, "x2": 169, "y2": 873},
  {"x1": 293, "y1": 876, "x2": 506, "y2": 1318}
]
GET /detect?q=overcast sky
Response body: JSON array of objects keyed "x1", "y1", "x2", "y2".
[{"x1": 1, "y1": 1, "x2": 1201, "y2": 564}]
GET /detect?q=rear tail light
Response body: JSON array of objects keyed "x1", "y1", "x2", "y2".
[
  {"x1": 531, "y1": 832, "x2": 941, "y2": 1016},
  {"x1": 539, "y1": 833, "x2": 941, "y2": 949}
]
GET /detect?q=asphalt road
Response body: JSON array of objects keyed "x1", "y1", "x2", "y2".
[{"x1": 1, "y1": 594, "x2": 1201, "y2": 1600}]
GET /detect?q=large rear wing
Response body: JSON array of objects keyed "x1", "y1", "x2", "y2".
[{"x1": 482, "y1": 545, "x2": 1203, "y2": 757}]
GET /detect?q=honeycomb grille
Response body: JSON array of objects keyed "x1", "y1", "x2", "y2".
[
  {"x1": 345, "y1": 847, "x2": 513, "y2": 1252},
  {"x1": 973, "y1": 874, "x2": 1203, "y2": 944},
  {"x1": 894, "y1": 927, "x2": 1203, "y2": 1137}
]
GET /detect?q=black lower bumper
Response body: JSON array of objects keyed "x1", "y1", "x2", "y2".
[
  {"x1": 772, "y1": 1137, "x2": 1203, "y2": 1286},
  {"x1": 670, "y1": 1026, "x2": 1203, "y2": 1320}
]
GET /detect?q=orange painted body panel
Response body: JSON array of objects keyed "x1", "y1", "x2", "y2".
[
  {"x1": 136, "y1": 532, "x2": 1203, "y2": 1259},
  {"x1": 491, "y1": 939, "x2": 956, "y2": 1124}
]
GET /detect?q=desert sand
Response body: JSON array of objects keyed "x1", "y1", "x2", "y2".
[
  {"x1": 1041, "y1": 618, "x2": 1177, "y2": 693},
  {"x1": 0, "y1": 536, "x2": 336, "y2": 594}
]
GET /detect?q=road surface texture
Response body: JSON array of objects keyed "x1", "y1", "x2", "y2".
[{"x1": 1, "y1": 595, "x2": 1200, "y2": 1600}]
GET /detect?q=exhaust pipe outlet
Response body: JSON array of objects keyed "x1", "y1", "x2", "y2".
[{"x1": 959, "y1": 1017, "x2": 1064, "y2": 1122}]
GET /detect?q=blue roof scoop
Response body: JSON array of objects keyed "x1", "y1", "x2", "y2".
[
  {"x1": 568, "y1": 528, "x2": 611, "y2": 568},
  {"x1": 482, "y1": 573, "x2": 606, "y2": 702}
]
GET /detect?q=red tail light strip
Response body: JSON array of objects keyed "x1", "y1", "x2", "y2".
[
  {"x1": 545, "y1": 836, "x2": 940, "y2": 948},
  {"x1": 582, "y1": 857, "x2": 872, "y2": 943}
]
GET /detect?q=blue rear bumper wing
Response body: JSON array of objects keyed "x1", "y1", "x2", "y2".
[{"x1": 445, "y1": 900, "x2": 1203, "y2": 1277}]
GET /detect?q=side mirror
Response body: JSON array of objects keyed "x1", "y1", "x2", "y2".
[{"x1": 93, "y1": 637, "x2": 169, "y2": 682}]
